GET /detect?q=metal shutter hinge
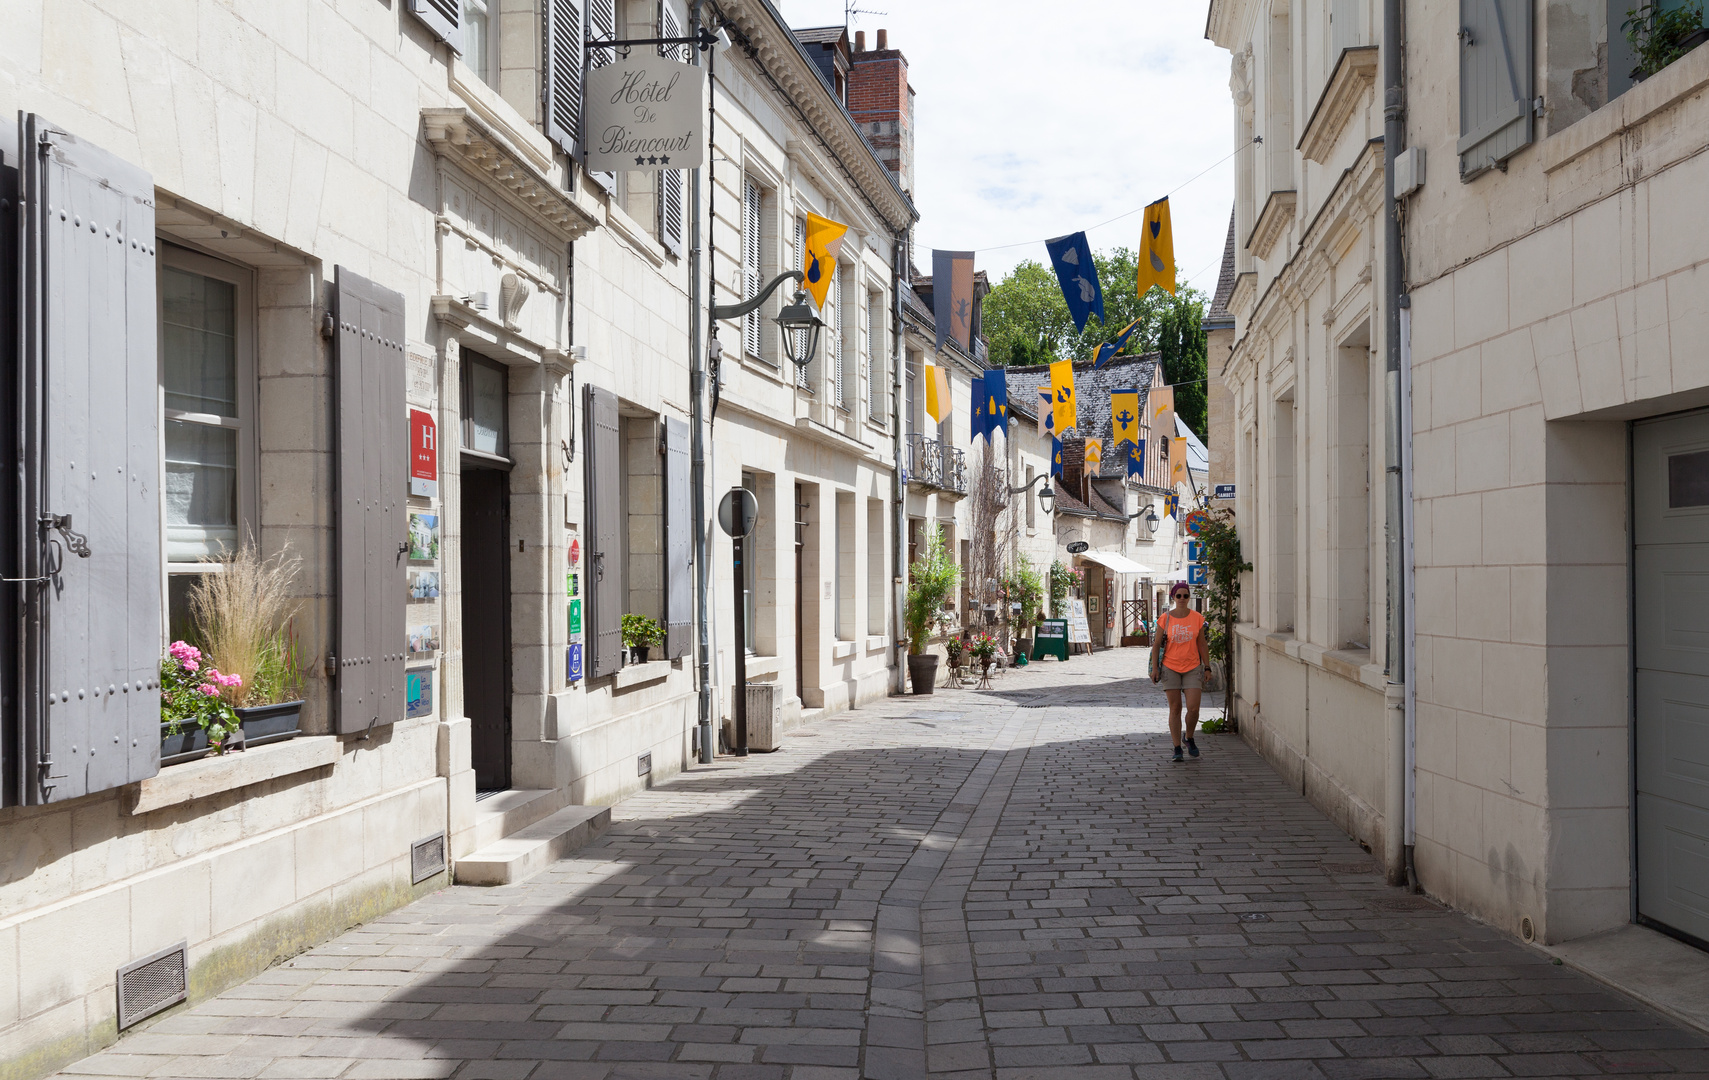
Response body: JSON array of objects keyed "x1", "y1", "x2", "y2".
[
  {"x1": 42, "y1": 514, "x2": 90, "y2": 558},
  {"x1": 321, "y1": 311, "x2": 335, "y2": 339}
]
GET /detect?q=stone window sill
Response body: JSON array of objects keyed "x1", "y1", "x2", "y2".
[
  {"x1": 613, "y1": 661, "x2": 672, "y2": 692},
  {"x1": 832, "y1": 640, "x2": 857, "y2": 659},
  {"x1": 1235, "y1": 622, "x2": 1384, "y2": 691},
  {"x1": 1543, "y1": 42, "x2": 1709, "y2": 174},
  {"x1": 866, "y1": 635, "x2": 890, "y2": 653},
  {"x1": 129, "y1": 736, "x2": 341, "y2": 815}
]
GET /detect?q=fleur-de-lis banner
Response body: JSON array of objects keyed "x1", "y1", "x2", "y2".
[
  {"x1": 1049, "y1": 359, "x2": 1077, "y2": 435},
  {"x1": 932, "y1": 249, "x2": 977, "y2": 354},
  {"x1": 803, "y1": 212, "x2": 849, "y2": 309},
  {"x1": 1045, "y1": 231, "x2": 1103, "y2": 332},
  {"x1": 1093, "y1": 317, "x2": 1143, "y2": 368},
  {"x1": 1135, "y1": 197, "x2": 1177, "y2": 297},
  {"x1": 1110, "y1": 389, "x2": 1141, "y2": 448}
]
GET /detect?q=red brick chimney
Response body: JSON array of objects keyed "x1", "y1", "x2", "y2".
[{"x1": 846, "y1": 29, "x2": 913, "y2": 193}]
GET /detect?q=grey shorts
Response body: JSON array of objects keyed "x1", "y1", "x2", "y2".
[{"x1": 1158, "y1": 665, "x2": 1203, "y2": 691}]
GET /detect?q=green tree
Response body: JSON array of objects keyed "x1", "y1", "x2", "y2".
[{"x1": 1157, "y1": 297, "x2": 1208, "y2": 440}]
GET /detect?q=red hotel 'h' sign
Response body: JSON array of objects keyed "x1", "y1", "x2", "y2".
[{"x1": 410, "y1": 409, "x2": 437, "y2": 497}]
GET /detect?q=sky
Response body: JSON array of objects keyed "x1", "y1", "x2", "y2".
[{"x1": 778, "y1": 0, "x2": 1237, "y2": 297}]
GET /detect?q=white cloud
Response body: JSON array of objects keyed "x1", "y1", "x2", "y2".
[{"x1": 778, "y1": 0, "x2": 1236, "y2": 295}]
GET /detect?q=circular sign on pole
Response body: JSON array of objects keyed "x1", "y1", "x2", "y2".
[
  {"x1": 717, "y1": 487, "x2": 760, "y2": 538},
  {"x1": 1065, "y1": 540, "x2": 1090, "y2": 554}
]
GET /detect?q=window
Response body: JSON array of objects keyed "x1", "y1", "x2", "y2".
[
  {"x1": 831, "y1": 265, "x2": 845, "y2": 409},
  {"x1": 867, "y1": 290, "x2": 885, "y2": 423},
  {"x1": 159, "y1": 246, "x2": 255, "y2": 641},
  {"x1": 742, "y1": 471, "x2": 760, "y2": 653},
  {"x1": 463, "y1": 0, "x2": 498, "y2": 86},
  {"x1": 462, "y1": 354, "x2": 509, "y2": 460},
  {"x1": 866, "y1": 498, "x2": 886, "y2": 636},
  {"x1": 1025, "y1": 465, "x2": 1036, "y2": 530},
  {"x1": 836, "y1": 491, "x2": 856, "y2": 640}
]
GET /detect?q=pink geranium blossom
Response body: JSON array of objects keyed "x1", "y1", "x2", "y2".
[{"x1": 197, "y1": 683, "x2": 219, "y2": 697}]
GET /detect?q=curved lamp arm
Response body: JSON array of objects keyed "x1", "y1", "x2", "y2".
[
  {"x1": 1008, "y1": 471, "x2": 1052, "y2": 496},
  {"x1": 710, "y1": 270, "x2": 805, "y2": 321}
]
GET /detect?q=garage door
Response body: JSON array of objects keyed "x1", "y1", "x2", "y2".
[{"x1": 1636, "y1": 409, "x2": 1709, "y2": 943}]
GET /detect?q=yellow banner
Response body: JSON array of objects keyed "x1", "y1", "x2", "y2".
[
  {"x1": 925, "y1": 360, "x2": 953, "y2": 423},
  {"x1": 1136, "y1": 197, "x2": 1177, "y2": 297},
  {"x1": 1110, "y1": 390, "x2": 1140, "y2": 447},
  {"x1": 1050, "y1": 359, "x2": 1077, "y2": 434},
  {"x1": 803, "y1": 212, "x2": 849, "y2": 309}
]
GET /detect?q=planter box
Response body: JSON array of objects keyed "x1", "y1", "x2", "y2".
[{"x1": 160, "y1": 700, "x2": 303, "y2": 767}]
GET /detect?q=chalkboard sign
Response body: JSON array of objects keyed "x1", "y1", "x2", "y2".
[
  {"x1": 1032, "y1": 619, "x2": 1069, "y2": 661},
  {"x1": 1067, "y1": 599, "x2": 1092, "y2": 645}
]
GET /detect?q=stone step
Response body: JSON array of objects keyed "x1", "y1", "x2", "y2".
[
  {"x1": 454, "y1": 804, "x2": 611, "y2": 886},
  {"x1": 469, "y1": 788, "x2": 572, "y2": 852}
]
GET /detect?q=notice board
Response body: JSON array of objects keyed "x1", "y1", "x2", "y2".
[
  {"x1": 1032, "y1": 619, "x2": 1069, "y2": 661},
  {"x1": 1067, "y1": 599, "x2": 1093, "y2": 645}
]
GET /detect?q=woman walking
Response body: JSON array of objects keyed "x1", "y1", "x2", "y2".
[{"x1": 1151, "y1": 581, "x2": 1210, "y2": 762}]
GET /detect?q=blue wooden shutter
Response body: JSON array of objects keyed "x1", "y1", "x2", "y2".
[
  {"x1": 663, "y1": 416, "x2": 691, "y2": 659},
  {"x1": 544, "y1": 0, "x2": 585, "y2": 159},
  {"x1": 334, "y1": 268, "x2": 408, "y2": 735},
  {"x1": 583, "y1": 384, "x2": 624, "y2": 677},
  {"x1": 408, "y1": 0, "x2": 464, "y2": 53},
  {"x1": 18, "y1": 115, "x2": 161, "y2": 804},
  {"x1": 1458, "y1": 0, "x2": 1533, "y2": 179}
]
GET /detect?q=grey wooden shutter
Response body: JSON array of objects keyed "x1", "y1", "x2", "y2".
[
  {"x1": 0, "y1": 152, "x2": 18, "y2": 807},
  {"x1": 657, "y1": 4, "x2": 686, "y2": 255},
  {"x1": 583, "y1": 384, "x2": 623, "y2": 677},
  {"x1": 1458, "y1": 0, "x2": 1533, "y2": 179},
  {"x1": 408, "y1": 0, "x2": 463, "y2": 52},
  {"x1": 587, "y1": 0, "x2": 617, "y2": 194},
  {"x1": 17, "y1": 116, "x2": 161, "y2": 804},
  {"x1": 333, "y1": 267, "x2": 408, "y2": 735},
  {"x1": 663, "y1": 416, "x2": 691, "y2": 659},
  {"x1": 544, "y1": 0, "x2": 585, "y2": 160}
]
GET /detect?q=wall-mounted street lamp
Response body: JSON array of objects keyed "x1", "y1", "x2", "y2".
[
  {"x1": 709, "y1": 270, "x2": 822, "y2": 369},
  {"x1": 1009, "y1": 471, "x2": 1055, "y2": 515},
  {"x1": 1130, "y1": 503, "x2": 1160, "y2": 538}
]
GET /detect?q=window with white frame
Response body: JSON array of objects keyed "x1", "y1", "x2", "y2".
[
  {"x1": 743, "y1": 178, "x2": 766, "y2": 361},
  {"x1": 831, "y1": 264, "x2": 845, "y2": 409},
  {"x1": 867, "y1": 288, "x2": 884, "y2": 423},
  {"x1": 159, "y1": 246, "x2": 256, "y2": 642},
  {"x1": 462, "y1": 0, "x2": 500, "y2": 87}
]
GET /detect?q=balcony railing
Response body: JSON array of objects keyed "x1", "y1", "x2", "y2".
[{"x1": 906, "y1": 434, "x2": 968, "y2": 495}]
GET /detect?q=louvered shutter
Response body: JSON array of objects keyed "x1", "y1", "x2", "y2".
[
  {"x1": 0, "y1": 154, "x2": 18, "y2": 807},
  {"x1": 1458, "y1": 0, "x2": 1533, "y2": 179},
  {"x1": 663, "y1": 416, "x2": 692, "y2": 659},
  {"x1": 17, "y1": 116, "x2": 161, "y2": 804},
  {"x1": 657, "y1": 3, "x2": 687, "y2": 255},
  {"x1": 544, "y1": 0, "x2": 585, "y2": 160},
  {"x1": 1330, "y1": 0, "x2": 1361, "y2": 54},
  {"x1": 743, "y1": 180, "x2": 763, "y2": 357},
  {"x1": 831, "y1": 267, "x2": 844, "y2": 408},
  {"x1": 408, "y1": 0, "x2": 464, "y2": 53},
  {"x1": 794, "y1": 217, "x2": 809, "y2": 389},
  {"x1": 334, "y1": 267, "x2": 408, "y2": 736},
  {"x1": 587, "y1": 0, "x2": 617, "y2": 194},
  {"x1": 583, "y1": 384, "x2": 623, "y2": 677}
]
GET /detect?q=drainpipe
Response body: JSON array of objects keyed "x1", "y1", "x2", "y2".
[
  {"x1": 892, "y1": 231, "x2": 908, "y2": 694},
  {"x1": 690, "y1": 0, "x2": 714, "y2": 763},
  {"x1": 1381, "y1": 0, "x2": 1412, "y2": 888}
]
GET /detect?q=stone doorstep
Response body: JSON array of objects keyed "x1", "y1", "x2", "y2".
[
  {"x1": 453, "y1": 804, "x2": 611, "y2": 886},
  {"x1": 1544, "y1": 923, "x2": 1709, "y2": 1036},
  {"x1": 467, "y1": 787, "x2": 572, "y2": 851}
]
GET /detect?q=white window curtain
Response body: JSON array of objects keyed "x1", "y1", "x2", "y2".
[{"x1": 161, "y1": 266, "x2": 241, "y2": 561}]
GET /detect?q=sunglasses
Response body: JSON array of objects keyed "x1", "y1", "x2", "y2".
[{"x1": 1171, "y1": 590, "x2": 1190, "y2": 598}]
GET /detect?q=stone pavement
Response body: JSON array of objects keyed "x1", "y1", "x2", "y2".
[{"x1": 55, "y1": 648, "x2": 1709, "y2": 1079}]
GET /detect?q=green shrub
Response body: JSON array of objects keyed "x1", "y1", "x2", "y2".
[
  {"x1": 904, "y1": 526, "x2": 960, "y2": 655},
  {"x1": 622, "y1": 613, "x2": 664, "y2": 649}
]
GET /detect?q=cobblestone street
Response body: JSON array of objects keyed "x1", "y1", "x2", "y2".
[{"x1": 58, "y1": 649, "x2": 1709, "y2": 1080}]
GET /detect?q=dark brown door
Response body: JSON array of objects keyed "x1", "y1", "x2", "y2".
[
  {"x1": 462, "y1": 465, "x2": 511, "y2": 791},
  {"x1": 795, "y1": 483, "x2": 806, "y2": 703}
]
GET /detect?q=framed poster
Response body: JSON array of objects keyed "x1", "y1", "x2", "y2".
[
  {"x1": 409, "y1": 513, "x2": 440, "y2": 560},
  {"x1": 408, "y1": 569, "x2": 440, "y2": 600},
  {"x1": 406, "y1": 669, "x2": 434, "y2": 718}
]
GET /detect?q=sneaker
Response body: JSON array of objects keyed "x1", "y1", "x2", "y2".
[
  {"x1": 1172, "y1": 746, "x2": 1185, "y2": 763},
  {"x1": 1186, "y1": 738, "x2": 1200, "y2": 759}
]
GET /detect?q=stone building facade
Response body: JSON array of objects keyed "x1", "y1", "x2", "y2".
[
  {"x1": 0, "y1": 3, "x2": 917, "y2": 1075},
  {"x1": 1209, "y1": 0, "x2": 1709, "y2": 958}
]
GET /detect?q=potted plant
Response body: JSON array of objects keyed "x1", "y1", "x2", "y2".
[
  {"x1": 622, "y1": 614, "x2": 664, "y2": 664},
  {"x1": 945, "y1": 634, "x2": 966, "y2": 681},
  {"x1": 1625, "y1": 1, "x2": 1707, "y2": 80},
  {"x1": 164, "y1": 543, "x2": 305, "y2": 763},
  {"x1": 969, "y1": 630, "x2": 999, "y2": 679},
  {"x1": 903, "y1": 526, "x2": 960, "y2": 695},
  {"x1": 1002, "y1": 555, "x2": 1044, "y2": 655},
  {"x1": 160, "y1": 641, "x2": 244, "y2": 763}
]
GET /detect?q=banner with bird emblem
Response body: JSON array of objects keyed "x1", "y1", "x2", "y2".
[
  {"x1": 1136, "y1": 198, "x2": 1176, "y2": 297},
  {"x1": 1049, "y1": 359, "x2": 1077, "y2": 435},
  {"x1": 1045, "y1": 231, "x2": 1103, "y2": 333},
  {"x1": 1110, "y1": 389, "x2": 1141, "y2": 448},
  {"x1": 932, "y1": 249, "x2": 976, "y2": 353},
  {"x1": 1093, "y1": 317, "x2": 1143, "y2": 368},
  {"x1": 803, "y1": 212, "x2": 848, "y2": 309},
  {"x1": 1148, "y1": 383, "x2": 1175, "y2": 443},
  {"x1": 1169, "y1": 435, "x2": 1189, "y2": 488}
]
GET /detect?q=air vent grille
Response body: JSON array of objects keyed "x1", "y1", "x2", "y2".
[
  {"x1": 411, "y1": 831, "x2": 447, "y2": 884},
  {"x1": 116, "y1": 942, "x2": 187, "y2": 1030}
]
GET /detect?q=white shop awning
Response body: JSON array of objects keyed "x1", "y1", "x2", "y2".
[{"x1": 1076, "y1": 551, "x2": 1154, "y2": 575}]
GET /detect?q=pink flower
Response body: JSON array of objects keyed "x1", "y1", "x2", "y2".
[
  {"x1": 183, "y1": 659, "x2": 199, "y2": 673},
  {"x1": 197, "y1": 684, "x2": 218, "y2": 697},
  {"x1": 168, "y1": 641, "x2": 202, "y2": 664},
  {"x1": 218, "y1": 672, "x2": 242, "y2": 688}
]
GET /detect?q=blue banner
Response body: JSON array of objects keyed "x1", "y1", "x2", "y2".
[
  {"x1": 1046, "y1": 231, "x2": 1104, "y2": 333},
  {"x1": 1093, "y1": 317, "x2": 1143, "y2": 368}
]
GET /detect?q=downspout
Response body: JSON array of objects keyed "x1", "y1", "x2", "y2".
[
  {"x1": 892, "y1": 232, "x2": 908, "y2": 694},
  {"x1": 1381, "y1": 0, "x2": 1413, "y2": 888},
  {"x1": 690, "y1": 0, "x2": 714, "y2": 763}
]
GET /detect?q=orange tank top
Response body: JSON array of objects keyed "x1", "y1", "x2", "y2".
[{"x1": 1159, "y1": 609, "x2": 1205, "y2": 672}]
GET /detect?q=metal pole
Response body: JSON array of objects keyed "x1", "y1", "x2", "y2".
[
  {"x1": 732, "y1": 493, "x2": 748, "y2": 755},
  {"x1": 690, "y1": 1, "x2": 713, "y2": 764},
  {"x1": 892, "y1": 230, "x2": 908, "y2": 694}
]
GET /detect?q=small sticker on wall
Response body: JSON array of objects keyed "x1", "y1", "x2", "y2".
[
  {"x1": 406, "y1": 669, "x2": 434, "y2": 718},
  {"x1": 567, "y1": 643, "x2": 583, "y2": 683},
  {"x1": 569, "y1": 598, "x2": 582, "y2": 636}
]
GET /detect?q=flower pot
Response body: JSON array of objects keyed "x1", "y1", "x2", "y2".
[
  {"x1": 907, "y1": 653, "x2": 939, "y2": 695},
  {"x1": 159, "y1": 721, "x2": 214, "y2": 766},
  {"x1": 237, "y1": 700, "x2": 304, "y2": 748},
  {"x1": 632, "y1": 646, "x2": 650, "y2": 664}
]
